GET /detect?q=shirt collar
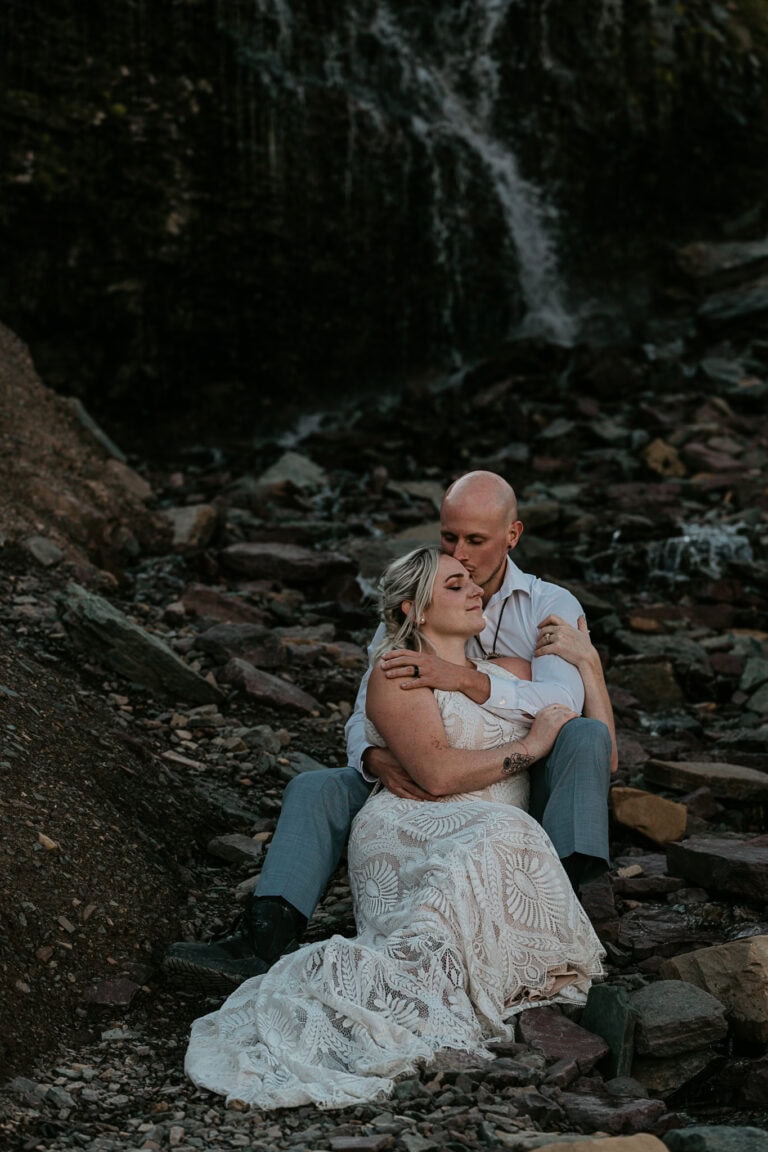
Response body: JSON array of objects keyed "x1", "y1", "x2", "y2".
[{"x1": 486, "y1": 555, "x2": 532, "y2": 605}]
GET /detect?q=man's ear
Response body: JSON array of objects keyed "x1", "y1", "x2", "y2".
[{"x1": 507, "y1": 520, "x2": 524, "y2": 551}]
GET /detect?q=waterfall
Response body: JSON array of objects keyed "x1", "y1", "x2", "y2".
[
  {"x1": 583, "y1": 521, "x2": 755, "y2": 585},
  {"x1": 645, "y1": 523, "x2": 755, "y2": 583},
  {"x1": 222, "y1": 0, "x2": 576, "y2": 349}
]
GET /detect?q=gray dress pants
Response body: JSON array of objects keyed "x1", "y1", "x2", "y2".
[
  {"x1": 256, "y1": 716, "x2": 611, "y2": 920},
  {"x1": 528, "y1": 716, "x2": 612, "y2": 877},
  {"x1": 256, "y1": 767, "x2": 373, "y2": 919}
]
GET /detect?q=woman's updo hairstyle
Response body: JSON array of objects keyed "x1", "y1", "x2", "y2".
[{"x1": 371, "y1": 545, "x2": 440, "y2": 663}]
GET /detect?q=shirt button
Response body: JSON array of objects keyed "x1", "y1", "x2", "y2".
[{"x1": 498, "y1": 697, "x2": 507, "y2": 706}]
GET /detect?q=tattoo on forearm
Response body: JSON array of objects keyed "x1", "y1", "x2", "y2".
[{"x1": 501, "y1": 750, "x2": 533, "y2": 777}]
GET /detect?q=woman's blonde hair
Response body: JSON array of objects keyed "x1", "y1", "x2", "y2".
[{"x1": 371, "y1": 546, "x2": 441, "y2": 663}]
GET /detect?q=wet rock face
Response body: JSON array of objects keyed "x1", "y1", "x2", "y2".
[
  {"x1": 2, "y1": 1, "x2": 767, "y2": 441},
  {"x1": 514, "y1": 2, "x2": 768, "y2": 206}
]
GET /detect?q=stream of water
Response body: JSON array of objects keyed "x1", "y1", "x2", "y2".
[{"x1": 222, "y1": 0, "x2": 576, "y2": 348}]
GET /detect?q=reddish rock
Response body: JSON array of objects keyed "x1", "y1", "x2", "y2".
[
  {"x1": 518, "y1": 1007, "x2": 609, "y2": 1073},
  {"x1": 180, "y1": 583, "x2": 271, "y2": 625},
  {"x1": 220, "y1": 541, "x2": 355, "y2": 585},
  {"x1": 220, "y1": 658, "x2": 322, "y2": 714}
]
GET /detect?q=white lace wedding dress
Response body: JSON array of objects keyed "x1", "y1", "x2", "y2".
[{"x1": 184, "y1": 665, "x2": 605, "y2": 1110}]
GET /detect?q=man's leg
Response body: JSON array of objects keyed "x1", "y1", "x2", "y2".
[
  {"x1": 255, "y1": 767, "x2": 373, "y2": 918},
  {"x1": 164, "y1": 767, "x2": 372, "y2": 991},
  {"x1": 528, "y1": 717, "x2": 611, "y2": 890}
]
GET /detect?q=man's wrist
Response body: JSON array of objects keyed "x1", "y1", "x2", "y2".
[{"x1": 465, "y1": 667, "x2": 491, "y2": 704}]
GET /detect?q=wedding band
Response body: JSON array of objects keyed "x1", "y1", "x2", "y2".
[
  {"x1": 411, "y1": 665, "x2": 420, "y2": 679},
  {"x1": 546, "y1": 632, "x2": 552, "y2": 643}
]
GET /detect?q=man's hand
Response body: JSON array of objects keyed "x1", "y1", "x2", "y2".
[
  {"x1": 362, "y1": 746, "x2": 435, "y2": 800},
  {"x1": 380, "y1": 649, "x2": 480, "y2": 694}
]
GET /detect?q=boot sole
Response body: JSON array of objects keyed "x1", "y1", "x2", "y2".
[{"x1": 162, "y1": 953, "x2": 261, "y2": 996}]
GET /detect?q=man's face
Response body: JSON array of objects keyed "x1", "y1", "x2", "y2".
[{"x1": 439, "y1": 500, "x2": 521, "y2": 602}]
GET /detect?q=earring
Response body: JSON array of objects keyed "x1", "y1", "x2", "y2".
[{"x1": 418, "y1": 616, "x2": 425, "y2": 624}]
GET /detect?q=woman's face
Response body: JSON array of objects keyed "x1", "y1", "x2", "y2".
[{"x1": 421, "y1": 554, "x2": 485, "y2": 639}]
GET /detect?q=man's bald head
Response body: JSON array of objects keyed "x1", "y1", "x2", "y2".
[
  {"x1": 440, "y1": 471, "x2": 523, "y2": 601},
  {"x1": 442, "y1": 471, "x2": 519, "y2": 524}
]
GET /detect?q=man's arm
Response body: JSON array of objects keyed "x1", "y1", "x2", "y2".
[
  {"x1": 344, "y1": 625, "x2": 382, "y2": 779},
  {"x1": 480, "y1": 582, "x2": 586, "y2": 716},
  {"x1": 482, "y1": 662, "x2": 584, "y2": 716},
  {"x1": 344, "y1": 625, "x2": 434, "y2": 798},
  {"x1": 382, "y1": 584, "x2": 587, "y2": 718},
  {"x1": 536, "y1": 614, "x2": 618, "y2": 773}
]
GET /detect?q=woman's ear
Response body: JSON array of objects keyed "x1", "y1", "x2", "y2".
[{"x1": 401, "y1": 599, "x2": 414, "y2": 619}]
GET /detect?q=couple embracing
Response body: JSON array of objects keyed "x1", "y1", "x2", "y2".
[{"x1": 169, "y1": 471, "x2": 614, "y2": 1109}]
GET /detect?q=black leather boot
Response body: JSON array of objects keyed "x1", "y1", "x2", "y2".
[
  {"x1": 562, "y1": 851, "x2": 608, "y2": 895},
  {"x1": 163, "y1": 896, "x2": 308, "y2": 995}
]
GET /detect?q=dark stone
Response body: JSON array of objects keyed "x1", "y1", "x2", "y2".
[
  {"x1": 60, "y1": 583, "x2": 224, "y2": 705},
  {"x1": 664, "y1": 1124, "x2": 768, "y2": 1151},
  {"x1": 666, "y1": 836, "x2": 768, "y2": 901},
  {"x1": 555, "y1": 1090, "x2": 667, "y2": 1134},
  {"x1": 742, "y1": 1055, "x2": 768, "y2": 1108},
  {"x1": 617, "y1": 907, "x2": 719, "y2": 960},
  {"x1": 82, "y1": 978, "x2": 142, "y2": 1008},
  {"x1": 194, "y1": 622, "x2": 287, "y2": 670},
  {"x1": 220, "y1": 542, "x2": 355, "y2": 587},
  {"x1": 579, "y1": 982, "x2": 638, "y2": 1078},
  {"x1": 629, "y1": 980, "x2": 727, "y2": 1057}
]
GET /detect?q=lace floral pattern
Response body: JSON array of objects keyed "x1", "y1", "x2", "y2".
[{"x1": 185, "y1": 664, "x2": 605, "y2": 1110}]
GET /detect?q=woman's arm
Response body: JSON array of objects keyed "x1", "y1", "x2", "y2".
[
  {"x1": 366, "y1": 663, "x2": 576, "y2": 797},
  {"x1": 535, "y1": 615, "x2": 618, "y2": 774}
]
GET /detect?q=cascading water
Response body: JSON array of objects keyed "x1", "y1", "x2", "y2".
[
  {"x1": 645, "y1": 522, "x2": 755, "y2": 583},
  {"x1": 584, "y1": 521, "x2": 756, "y2": 585},
  {"x1": 221, "y1": 0, "x2": 576, "y2": 354}
]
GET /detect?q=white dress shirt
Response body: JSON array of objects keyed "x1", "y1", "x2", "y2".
[{"x1": 345, "y1": 556, "x2": 587, "y2": 779}]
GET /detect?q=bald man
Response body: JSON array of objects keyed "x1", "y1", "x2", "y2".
[{"x1": 164, "y1": 472, "x2": 614, "y2": 993}]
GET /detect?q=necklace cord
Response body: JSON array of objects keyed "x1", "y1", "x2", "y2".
[{"x1": 481, "y1": 593, "x2": 512, "y2": 660}]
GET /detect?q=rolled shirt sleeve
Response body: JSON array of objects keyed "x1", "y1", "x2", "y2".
[
  {"x1": 344, "y1": 624, "x2": 385, "y2": 779},
  {"x1": 483, "y1": 658, "x2": 584, "y2": 719},
  {"x1": 467, "y1": 563, "x2": 587, "y2": 720}
]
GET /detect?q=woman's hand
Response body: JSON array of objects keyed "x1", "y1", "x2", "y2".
[
  {"x1": 523, "y1": 703, "x2": 579, "y2": 761},
  {"x1": 536, "y1": 613, "x2": 619, "y2": 775},
  {"x1": 535, "y1": 614, "x2": 597, "y2": 669}
]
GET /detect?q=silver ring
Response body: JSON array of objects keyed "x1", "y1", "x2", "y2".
[
  {"x1": 412, "y1": 665, "x2": 420, "y2": 679},
  {"x1": 546, "y1": 632, "x2": 552, "y2": 643}
]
